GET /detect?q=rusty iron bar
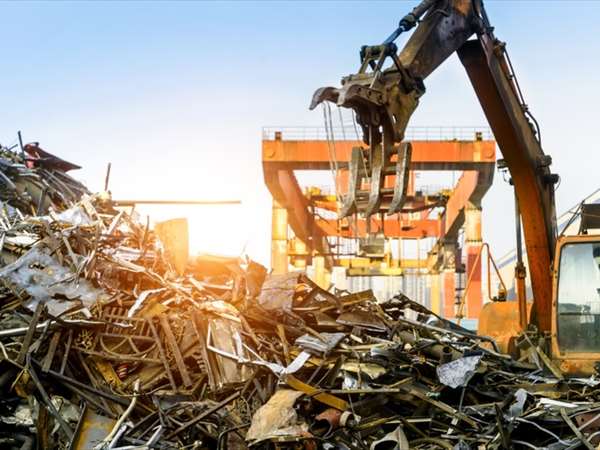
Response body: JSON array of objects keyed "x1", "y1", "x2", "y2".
[{"x1": 112, "y1": 199, "x2": 241, "y2": 206}]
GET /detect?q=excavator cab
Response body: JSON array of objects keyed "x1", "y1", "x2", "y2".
[
  {"x1": 553, "y1": 238, "x2": 600, "y2": 355},
  {"x1": 550, "y1": 213, "x2": 600, "y2": 374},
  {"x1": 481, "y1": 206, "x2": 600, "y2": 375}
]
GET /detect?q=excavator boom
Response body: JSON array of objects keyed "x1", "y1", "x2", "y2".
[{"x1": 311, "y1": 0, "x2": 558, "y2": 332}]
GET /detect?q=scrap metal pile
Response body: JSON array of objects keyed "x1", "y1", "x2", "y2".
[{"x1": 3, "y1": 144, "x2": 600, "y2": 449}]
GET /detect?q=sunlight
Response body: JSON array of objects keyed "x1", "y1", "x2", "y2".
[{"x1": 128, "y1": 202, "x2": 270, "y2": 265}]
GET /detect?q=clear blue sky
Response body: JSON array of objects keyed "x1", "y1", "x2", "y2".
[{"x1": 2, "y1": 1, "x2": 599, "y2": 265}]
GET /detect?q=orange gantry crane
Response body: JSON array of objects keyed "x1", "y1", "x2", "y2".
[{"x1": 262, "y1": 126, "x2": 497, "y2": 321}]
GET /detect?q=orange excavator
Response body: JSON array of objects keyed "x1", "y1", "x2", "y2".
[{"x1": 311, "y1": 0, "x2": 600, "y2": 375}]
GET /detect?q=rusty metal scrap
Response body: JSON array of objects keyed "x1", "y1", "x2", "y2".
[{"x1": 4, "y1": 144, "x2": 600, "y2": 449}]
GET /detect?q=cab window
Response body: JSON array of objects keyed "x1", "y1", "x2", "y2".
[{"x1": 557, "y1": 242, "x2": 600, "y2": 352}]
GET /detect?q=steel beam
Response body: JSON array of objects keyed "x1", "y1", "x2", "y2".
[
  {"x1": 441, "y1": 166, "x2": 494, "y2": 241},
  {"x1": 316, "y1": 217, "x2": 441, "y2": 239},
  {"x1": 262, "y1": 138, "x2": 495, "y2": 170},
  {"x1": 262, "y1": 167, "x2": 332, "y2": 267}
]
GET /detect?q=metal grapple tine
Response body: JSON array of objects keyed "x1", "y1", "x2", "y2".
[
  {"x1": 388, "y1": 142, "x2": 412, "y2": 215},
  {"x1": 364, "y1": 142, "x2": 385, "y2": 217},
  {"x1": 340, "y1": 147, "x2": 363, "y2": 218}
]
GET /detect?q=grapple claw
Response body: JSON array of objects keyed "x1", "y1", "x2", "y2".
[
  {"x1": 309, "y1": 87, "x2": 340, "y2": 111},
  {"x1": 311, "y1": 39, "x2": 423, "y2": 218}
]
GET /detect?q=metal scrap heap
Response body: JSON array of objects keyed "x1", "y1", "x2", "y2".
[{"x1": 3, "y1": 144, "x2": 600, "y2": 449}]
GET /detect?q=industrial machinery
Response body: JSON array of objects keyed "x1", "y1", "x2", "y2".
[
  {"x1": 262, "y1": 127, "x2": 497, "y2": 319},
  {"x1": 311, "y1": 0, "x2": 600, "y2": 374}
]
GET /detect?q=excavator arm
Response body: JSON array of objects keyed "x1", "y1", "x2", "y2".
[{"x1": 311, "y1": 0, "x2": 559, "y2": 333}]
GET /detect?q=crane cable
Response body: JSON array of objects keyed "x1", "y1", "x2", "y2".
[
  {"x1": 322, "y1": 104, "x2": 346, "y2": 257},
  {"x1": 323, "y1": 104, "x2": 338, "y2": 193},
  {"x1": 323, "y1": 103, "x2": 342, "y2": 208}
]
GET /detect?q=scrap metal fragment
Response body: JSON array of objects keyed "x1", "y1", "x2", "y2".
[
  {"x1": 17, "y1": 302, "x2": 44, "y2": 365},
  {"x1": 285, "y1": 375, "x2": 349, "y2": 411},
  {"x1": 257, "y1": 272, "x2": 302, "y2": 311},
  {"x1": 92, "y1": 380, "x2": 139, "y2": 450},
  {"x1": 246, "y1": 389, "x2": 307, "y2": 444},
  {"x1": 370, "y1": 425, "x2": 409, "y2": 450},
  {"x1": 70, "y1": 406, "x2": 117, "y2": 450},
  {"x1": 166, "y1": 391, "x2": 240, "y2": 439},
  {"x1": 295, "y1": 332, "x2": 345, "y2": 355},
  {"x1": 158, "y1": 315, "x2": 192, "y2": 388},
  {"x1": 41, "y1": 330, "x2": 62, "y2": 373},
  {"x1": 560, "y1": 408, "x2": 595, "y2": 450},
  {"x1": 336, "y1": 310, "x2": 387, "y2": 332},
  {"x1": 436, "y1": 355, "x2": 482, "y2": 389}
]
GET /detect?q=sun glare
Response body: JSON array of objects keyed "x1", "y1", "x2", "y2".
[{"x1": 129, "y1": 203, "x2": 270, "y2": 266}]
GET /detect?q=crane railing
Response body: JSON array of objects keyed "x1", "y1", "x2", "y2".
[{"x1": 262, "y1": 126, "x2": 493, "y2": 142}]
